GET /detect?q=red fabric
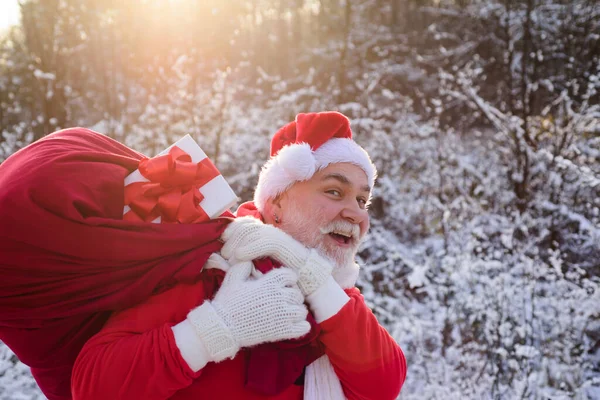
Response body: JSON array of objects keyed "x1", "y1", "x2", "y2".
[
  {"x1": 235, "y1": 201, "x2": 263, "y2": 218},
  {"x1": 0, "y1": 128, "x2": 229, "y2": 400},
  {"x1": 270, "y1": 112, "x2": 352, "y2": 156},
  {"x1": 72, "y1": 277, "x2": 406, "y2": 399}
]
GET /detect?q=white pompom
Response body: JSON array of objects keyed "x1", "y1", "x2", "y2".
[{"x1": 277, "y1": 143, "x2": 316, "y2": 180}]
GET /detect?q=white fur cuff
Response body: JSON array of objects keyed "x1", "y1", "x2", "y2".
[{"x1": 171, "y1": 319, "x2": 211, "y2": 372}]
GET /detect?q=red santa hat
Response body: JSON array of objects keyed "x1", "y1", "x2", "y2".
[{"x1": 254, "y1": 111, "x2": 377, "y2": 212}]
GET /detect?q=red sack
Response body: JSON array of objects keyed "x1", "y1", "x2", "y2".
[{"x1": 0, "y1": 128, "x2": 229, "y2": 399}]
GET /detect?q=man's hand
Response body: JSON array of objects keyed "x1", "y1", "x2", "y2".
[
  {"x1": 186, "y1": 261, "x2": 310, "y2": 362},
  {"x1": 221, "y1": 216, "x2": 333, "y2": 296},
  {"x1": 221, "y1": 216, "x2": 305, "y2": 265}
]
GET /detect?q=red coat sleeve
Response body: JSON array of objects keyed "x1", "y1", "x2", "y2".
[
  {"x1": 71, "y1": 283, "x2": 205, "y2": 400},
  {"x1": 318, "y1": 288, "x2": 406, "y2": 400}
]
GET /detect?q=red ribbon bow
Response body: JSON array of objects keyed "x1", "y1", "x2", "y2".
[{"x1": 124, "y1": 146, "x2": 221, "y2": 223}]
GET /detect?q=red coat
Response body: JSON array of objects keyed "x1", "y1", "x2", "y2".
[{"x1": 72, "y1": 271, "x2": 406, "y2": 399}]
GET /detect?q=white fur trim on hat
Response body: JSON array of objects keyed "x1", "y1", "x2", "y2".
[{"x1": 254, "y1": 138, "x2": 377, "y2": 212}]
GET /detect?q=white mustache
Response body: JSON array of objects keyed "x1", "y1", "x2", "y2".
[{"x1": 319, "y1": 220, "x2": 360, "y2": 242}]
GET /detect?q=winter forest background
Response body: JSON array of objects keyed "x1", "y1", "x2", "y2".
[{"x1": 0, "y1": 0, "x2": 599, "y2": 399}]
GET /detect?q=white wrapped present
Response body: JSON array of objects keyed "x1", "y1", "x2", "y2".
[{"x1": 123, "y1": 135, "x2": 238, "y2": 223}]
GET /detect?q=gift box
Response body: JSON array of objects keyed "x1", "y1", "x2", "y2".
[{"x1": 123, "y1": 135, "x2": 238, "y2": 223}]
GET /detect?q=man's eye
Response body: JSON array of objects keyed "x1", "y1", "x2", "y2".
[
  {"x1": 327, "y1": 190, "x2": 341, "y2": 197},
  {"x1": 357, "y1": 198, "x2": 367, "y2": 208}
]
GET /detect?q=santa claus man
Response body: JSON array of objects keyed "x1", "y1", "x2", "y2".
[{"x1": 71, "y1": 111, "x2": 406, "y2": 399}]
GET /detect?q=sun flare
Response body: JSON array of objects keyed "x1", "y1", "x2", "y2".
[{"x1": 0, "y1": 0, "x2": 19, "y2": 33}]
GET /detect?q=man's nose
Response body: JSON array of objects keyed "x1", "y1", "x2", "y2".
[{"x1": 340, "y1": 199, "x2": 367, "y2": 225}]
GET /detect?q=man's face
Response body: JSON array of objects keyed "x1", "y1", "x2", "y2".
[{"x1": 276, "y1": 163, "x2": 371, "y2": 270}]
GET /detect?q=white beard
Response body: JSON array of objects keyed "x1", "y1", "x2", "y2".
[{"x1": 279, "y1": 200, "x2": 362, "y2": 288}]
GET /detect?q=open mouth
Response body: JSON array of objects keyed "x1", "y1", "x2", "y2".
[{"x1": 328, "y1": 232, "x2": 352, "y2": 245}]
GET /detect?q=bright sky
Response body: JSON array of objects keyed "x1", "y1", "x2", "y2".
[{"x1": 0, "y1": 0, "x2": 20, "y2": 32}]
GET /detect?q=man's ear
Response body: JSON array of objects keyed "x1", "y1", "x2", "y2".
[
  {"x1": 263, "y1": 194, "x2": 284, "y2": 224},
  {"x1": 269, "y1": 193, "x2": 286, "y2": 213}
]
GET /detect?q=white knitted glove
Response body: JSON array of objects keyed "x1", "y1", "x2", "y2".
[
  {"x1": 186, "y1": 261, "x2": 310, "y2": 363},
  {"x1": 221, "y1": 216, "x2": 333, "y2": 296}
]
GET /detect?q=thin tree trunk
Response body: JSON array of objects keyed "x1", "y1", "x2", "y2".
[
  {"x1": 504, "y1": 0, "x2": 514, "y2": 115},
  {"x1": 278, "y1": 0, "x2": 289, "y2": 76},
  {"x1": 338, "y1": 0, "x2": 352, "y2": 103},
  {"x1": 521, "y1": 0, "x2": 535, "y2": 148},
  {"x1": 292, "y1": 0, "x2": 304, "y2": 48},
  {"x1": 391, "y1": 0, "x2": 399, "y2": 30}
]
